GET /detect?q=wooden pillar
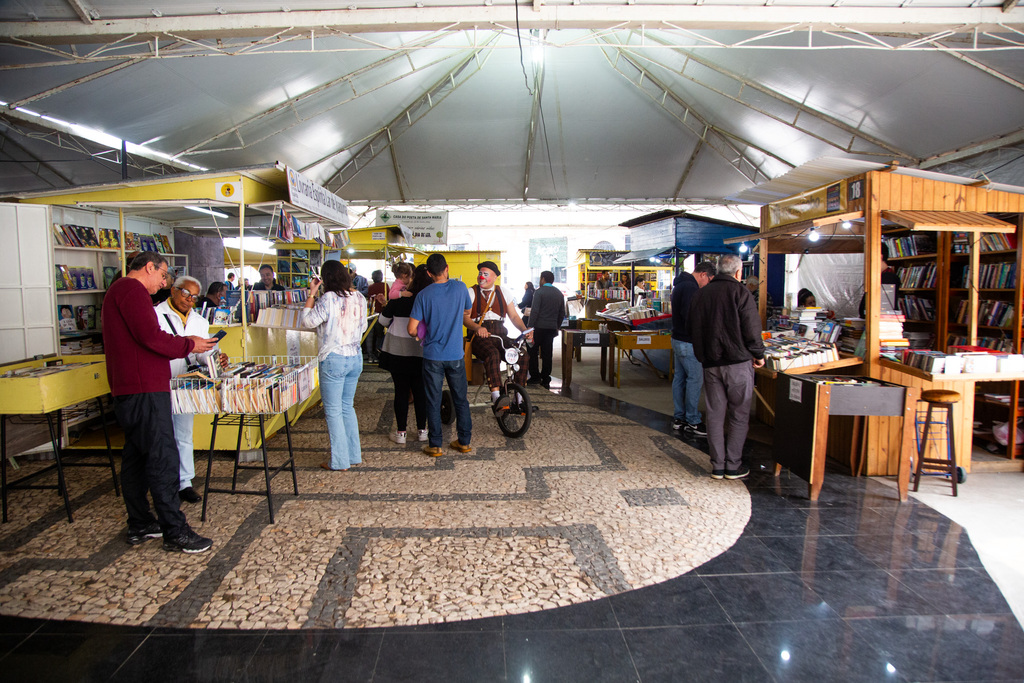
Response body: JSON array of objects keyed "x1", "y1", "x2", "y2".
[
  {"x1": 758, "y1": 240, "x2": 768, "y2": 327},
  {"x1": 864, "y1": 172, "x2": 882, "y2": 378}
]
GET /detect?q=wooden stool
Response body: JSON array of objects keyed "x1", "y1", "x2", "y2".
[{"x1": 913, "y1": 389, "x2": 961, "y2": 497}]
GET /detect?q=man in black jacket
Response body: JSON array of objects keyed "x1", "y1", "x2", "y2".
[
  {"x1": 527, "y1": 271, "x2": 566, "y2": 390},
  {"x1": 689, "y1": 254, "x2": 765, "y2": 480},
  {"x1": 671, "y1": 261, "x2": 716, "y2": 435}
]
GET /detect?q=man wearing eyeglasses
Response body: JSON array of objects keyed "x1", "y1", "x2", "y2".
[
  {"x1": 156, "y1": 275, "x2": 229, "y2": 505},
  {"x1": 102, "y1": 252, "x2": 220, "y2": 554}
]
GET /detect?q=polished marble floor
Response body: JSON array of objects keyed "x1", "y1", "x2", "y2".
[{"x1": 0, "y1": 383, "x2": 1021, "y2": 682}]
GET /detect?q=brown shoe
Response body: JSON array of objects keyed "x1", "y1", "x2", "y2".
[
  {"x1": 422, "y1": 445, "x2": 443, "y2": 457},
  {"x1": 449, "y1": 440, "x2": 472, "y2": 454}
]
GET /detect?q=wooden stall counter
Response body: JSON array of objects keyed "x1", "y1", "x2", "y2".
[
  {"x1": 877, "y1": 359, "x2": 1024, "y2": 474},
  {"x1": 773, "y1": 373, "x2": 919, "y2": 501}
]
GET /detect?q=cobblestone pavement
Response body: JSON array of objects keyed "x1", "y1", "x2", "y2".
[{"x1": 0, "y1": 371, "x2": 749, "y2": 629}]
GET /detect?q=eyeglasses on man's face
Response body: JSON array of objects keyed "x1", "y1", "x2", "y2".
[{"x1": 175, "y1": 286, "x2": 201, "y2": 302}]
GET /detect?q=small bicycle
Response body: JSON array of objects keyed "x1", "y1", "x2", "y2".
[{"x1": 441, "y1": 331, "x2": 533, "y2": 438}]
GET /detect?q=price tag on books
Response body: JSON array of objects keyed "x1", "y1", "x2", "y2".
[
  {"x1": 637, "y1": 335, "x2": 651, "y2": 345},
  {"x1": 584, "y1": 332, "x2": 599, "y2": 345},
  {"x1": 789, "y1": 379, "x2": 802, "y2": 403}
]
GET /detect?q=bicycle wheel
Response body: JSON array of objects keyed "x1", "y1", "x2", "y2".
[
  {"x1": 440, "y1": 389, "x2": 455, "y2": 425},
  {"x1": 494, "y1": 382, "x2": 532, "y2": 438}
]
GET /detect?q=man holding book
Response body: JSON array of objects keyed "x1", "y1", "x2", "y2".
[
  {"x1": 689, "y1": 254, "x2": 765, "y2": 481},
  {"x1": 156, "y1": 275, "x2": 228, "y2": 505},
  {"x1": 102, "y1": 252, "x2": 219, "y2": 554}
]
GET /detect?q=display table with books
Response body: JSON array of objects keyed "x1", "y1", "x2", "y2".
[
  {"x1": 605, "y1": 331, "x2": 673, "y2": 388},
  {"x1": 171, "y1": 356, "x2": 318, "y2": 524},
  {"x1": 0, "y1": 355, "x2": 119, "y2": 523},
  {"x1": 772, "y1": 374, "x2": 920, "y2": 502},
  {"x1": 559, "y1": 328, "x2": 612, "y2": 392}
]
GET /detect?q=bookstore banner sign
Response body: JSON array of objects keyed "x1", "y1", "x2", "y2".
[
  {"x1": 375, "y1": 210, "x2": 448, "y2": 245},
  {"x1": 286, "y1": 166, "x2": 350, "y2": 228},
  {"x1": 765, "y1": 176, "x2": 864, "y2": 230}
]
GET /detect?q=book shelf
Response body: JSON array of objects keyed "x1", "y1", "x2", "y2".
[{"x1": 274, "y1": 241, "x2": 323, "y2": 290}]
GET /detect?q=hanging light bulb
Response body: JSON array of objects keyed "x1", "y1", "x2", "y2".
[
  {"x1": 808, "y1": 228, "x2": 820, "y2": 242},
  {"x1": 739, "y1": 242, "x2": 749, "y2": 253},
  {"x1": 841, "y1": 220, "x2": 852, "y2": 229}
]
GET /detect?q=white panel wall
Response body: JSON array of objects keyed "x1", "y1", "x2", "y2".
[{"x1": 0, "y1": 204, "x2": 55, "y2": 364}]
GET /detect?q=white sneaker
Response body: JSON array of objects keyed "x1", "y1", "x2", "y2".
[
  {"x1": 389, "y1": 431, "x2": 407, "y2": 445},
  {"x1": 417, "y1": 429, "x2": 429, "y2": 442}
]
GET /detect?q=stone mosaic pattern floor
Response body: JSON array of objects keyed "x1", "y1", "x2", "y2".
[{"x1": 0, "y1": 371, "x2": 749, "y2": 630}]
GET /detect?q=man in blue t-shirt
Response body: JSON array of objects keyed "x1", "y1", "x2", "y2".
[{"x1": 409, "y1": 253, "x2": 474, "y2": 456}]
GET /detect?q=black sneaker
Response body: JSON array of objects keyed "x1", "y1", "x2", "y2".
[
  {"x1": 685, "y1": 422, "x2": 708, "y2": 437},
  {"x1": 711, "y1": 469, "x2": 725, "y2": 480},
  {"x1": 725, "y1": 466, "x2": 750, "y2": 480},
  {"x1": 127, "y1": 521, "x2": 162, "y2": 546},
  {"x1": 672, "y1": 420, "x2": 684, "y2": 431},
  {"x1": 178, "y1": 486, "x2": 202, "y2": 504},
  {"x1": 163, "y1": 527, "x2": 213, "y2": 554}
]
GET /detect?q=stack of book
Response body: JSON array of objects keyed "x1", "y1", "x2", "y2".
[
  {"x1": 878, "y1": 312, "x2": 908, "y2": 359},
  {"x1": 793, "y1": 306, "x2": 826, "y2": 338},
  {"x1": 254, "y1": 306, "x2": 309, "y2": 328},
  {"x1": 883, "y1": 234, "x2": 937, "y2": 257},
  {"x1": 55, "y1": 265, "x2": 97, "y2": 291},
  {"x1": 904, "y1": 330, "x2": 934, "y2": 349},
  {"x1": 947, "y1": 334, "x2": 1014, "y2": 353},
  {"x1": 837, "y1": 318, "x2": 865, "y2": 356},
  {"x1": 59, "y1": 337, "x2": 103, "y2": 355},
  {"x1": 896, "y1": 263, "x2": 937, "y2": 289},
  {"x1": 899, "y1": 295, "x2": 935, "y2": 321},
  {"x1": 1, "y1": 361, "x2": 100, "y2": 378},
  {"x1": 953, "y1": 299, "x2": 1015, "y2": 328},
  {"x1": 762, "y1": 336, "x2": 839, "y2": 371}
]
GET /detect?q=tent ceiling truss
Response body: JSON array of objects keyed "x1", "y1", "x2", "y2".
[
  {"x1": 614, "y1": 31, "x2": 918, "y2": 163},
  {"x1": 320, "y1": 35, "x2": 498, "y2": 192},
  {"x1": 177, "y1": 31, "x2": 455, "y2": 158},
  {"x1": 2, "y1": 8, "x2": 1023, "y2": 51},
  {"x1": 0, "y1": 113, "x2": 184, "y2": 178},
  {"x1": 598, "y1": 37, "x2": 784, "y2": 185}
]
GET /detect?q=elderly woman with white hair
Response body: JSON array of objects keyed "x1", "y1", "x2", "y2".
[{"x1": 155, "y1": 274, "x2": 227, "y2": 504}]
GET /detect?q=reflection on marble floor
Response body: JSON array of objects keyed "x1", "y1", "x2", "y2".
[{"x1": 0, "y1": 376, "x2": 1020, "y2": 682}]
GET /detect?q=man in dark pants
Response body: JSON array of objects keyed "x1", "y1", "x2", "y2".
[
  {"x1": 671, "y1": 261, "x2": 716, "y2": 435},
  {"x1": 102, "y1": 252, "x2": 218, "y2": 553},
  {"x1": 689, "y1": 254, "x2": 765, "y2": 481},
  {"x1": 409, "y1": 253, "x2": 474, "y2": 456},
  {"x1": 527, "y1": 271, "x2": 565, "y2": 390}
]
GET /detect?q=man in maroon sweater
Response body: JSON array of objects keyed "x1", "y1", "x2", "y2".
[{"x1": 103, "y1": 252, "x2": 218, "y2": 553}]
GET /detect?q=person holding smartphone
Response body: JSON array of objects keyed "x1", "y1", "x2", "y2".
[
  {"x1": 156, "y1": 275, "x2": 229, "y2": 504},
  {"x1": 302, "y1": 261, "x2": 368, "y2": 471},
  {"x1": 103, "y1": 252, "x2": 220, "y2": 554}
]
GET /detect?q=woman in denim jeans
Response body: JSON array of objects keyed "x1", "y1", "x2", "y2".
[{"x1": 301, "y1": 260, "x2": 368, "y2": 471}]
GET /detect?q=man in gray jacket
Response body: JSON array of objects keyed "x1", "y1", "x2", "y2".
[
  {"x1": 526, "y1": 271, "x2": 566, "y2": 390},
  {"x1": 689, "y1": 254, "x2": 765, "y2": 480}
]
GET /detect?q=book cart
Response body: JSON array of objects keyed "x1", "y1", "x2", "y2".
[
  {"x1": 725, "y1": 165, "x2": 1024, "y2": 477},
  {"x1": 171, "y1": 356, "x2": 318, "y2": 523},
  {"x1": 0, "y1": 356, "x2": 118, "y2": 523}
]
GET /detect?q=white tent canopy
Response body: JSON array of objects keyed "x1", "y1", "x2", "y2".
[{"x1": 0, "y1": 1, "x2": 1022, "y2": 205}]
